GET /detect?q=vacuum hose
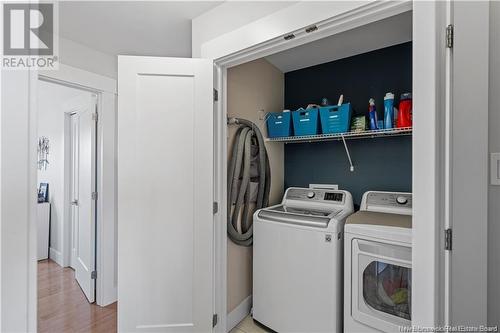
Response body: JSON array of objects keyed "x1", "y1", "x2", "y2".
[{"x1": 227, "y1": 118, "x2": 271, "y2": 246}]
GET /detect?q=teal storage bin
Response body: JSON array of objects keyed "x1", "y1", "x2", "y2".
[
  {"x1": 266, "y1": 111, "x2": 292, "y2": 138},
  {"x1": 292, "y1": 107, "x2": 320, "y2": 136},
  {"x1": 319, "y1": 103, "x2": 352, "y2": 134}
]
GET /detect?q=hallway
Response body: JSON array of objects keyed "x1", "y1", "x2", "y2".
[{"x1": 38, "y1": 260, "x2": 117, "y2": 333}]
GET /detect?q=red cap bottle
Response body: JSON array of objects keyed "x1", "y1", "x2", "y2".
[{"x1": 397, "y1": 93, "x2": 412, "y2": 128}]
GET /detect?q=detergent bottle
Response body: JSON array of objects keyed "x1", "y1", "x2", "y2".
[
  {"x1": 383, "y1": 92, "x2": 395, "y2": 129},
  {"x1": 368, "y1": 98, "x2": 378, "y2": 130},
  {"x1": 397, "y1": 93, "x2": 412, "y2": 128}
]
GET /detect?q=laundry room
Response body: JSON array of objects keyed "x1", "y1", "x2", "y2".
[{"x1": 225, "y1": 10, "x2": 413, "y2": 333}]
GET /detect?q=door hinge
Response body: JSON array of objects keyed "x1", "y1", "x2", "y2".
[
  {"x1": 446, "y1": 24, "x2": 454, "y2": 48},
  {"x1": 445, "y1": 228, "x2": 452, "y2": 251},
  {"x1": 91, "y1": 192, "x2": 98, "y2": 200},
  {"x1": 213, "y1": 88, "x2": 218, "y2": 102},
  {"x1": 92, "y1": 112, "x2": 98, "y2": 122},
  {"x1": 91, "y1": 270, "x2": 97, "y2": 279},
  {"x1": 212, "y1": 314, "x2": 218, "y2": 328},
  {"x1": 213, "y1": 202, "x2": 219, "y2": 214},
  {"x1": 283, "y1": 33, "x2": 295, "y2": 40},
  {"x1": 305, "y1": 25, "x2": 318, "y2": 33}
]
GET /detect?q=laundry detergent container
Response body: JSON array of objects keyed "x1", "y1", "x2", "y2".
[
  {"x1": 319, "y1": 103, "x2": 352, "y2": 134},
  {"x1": 266, "y1": 111, "x2": 292, "y2": 138},
  {"x1": 292, "y1": 107, "x2": 319, "y2": 136}
]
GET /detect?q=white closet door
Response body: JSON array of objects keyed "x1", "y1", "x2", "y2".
[
  {"x1": 117, "y1": 56, "x2": 214, "y2": 332},
  {"x1": 72, "y1": 96, "x2": 98, "y2": 303}
]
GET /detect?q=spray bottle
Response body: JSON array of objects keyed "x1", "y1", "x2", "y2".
[{"x1": 368, "y1": 98, "x2": 378, "y2": 130}]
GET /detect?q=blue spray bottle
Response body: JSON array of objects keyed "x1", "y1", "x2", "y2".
[
  {"x1": 384, "y1": 92, "x2": 395, "y2": 129},
  {"x1": 368, "y1": 98, "x2": 378, "y2": 130}
]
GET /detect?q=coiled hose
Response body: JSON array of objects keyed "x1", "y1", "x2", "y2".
[{"x1": 227, "y1": 118, "x2": 271, "y2": 246}]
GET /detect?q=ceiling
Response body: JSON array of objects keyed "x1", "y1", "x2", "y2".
[
  {"x1": 59, "y1": 1, "x2": 222, "y2": 57},
  {"x1": 265, "y1": 11, "x2": 412, "y2": 73}
]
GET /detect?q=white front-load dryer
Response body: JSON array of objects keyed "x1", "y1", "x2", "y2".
[
  {"x1": 253, "y1": 187, "x2": 354, "y2": 333},
  {"x1": 344, "y1": 191, "x2": 412, "y2": 333}
]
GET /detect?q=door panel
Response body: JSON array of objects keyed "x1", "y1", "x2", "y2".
[
  {"x1": 448, "y1": 1, "x2": 489, "y2": 325},
  {"x1": 72, "y1": 96, "x2": 97, "y2": 303},
  {"x1": 118, "y1": 56, "x2": 213, "y2": 332},
  {"x1": 70, "y1": 113, "x2": 79, "y2": 269}
]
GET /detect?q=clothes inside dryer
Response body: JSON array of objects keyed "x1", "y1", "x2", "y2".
[{"x1": 362, "y1": 261, "x2": 411, "y2": 320}]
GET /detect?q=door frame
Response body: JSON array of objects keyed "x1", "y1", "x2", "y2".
[
  {"x1": 34, "y1": 64, "x2": 117, "y2": 307},
  {"x1": 209, "y1": 2, "x2": 449, "y2": 332}
]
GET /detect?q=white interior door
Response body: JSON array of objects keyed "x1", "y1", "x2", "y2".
[
  {"x1": 446, "y1": 1, "x2": 489, "y2": 325},
  {"x1": 70, "y1": 95, "x2": 98, "y2": 303},
  {"x1": 117, "y1": 56, "x2": 214, "y2": 332},
  {"x1": 70, "y1": 113, "x2": 79, "y2": 269}
]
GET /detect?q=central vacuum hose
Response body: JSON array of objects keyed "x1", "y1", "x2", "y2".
[{"x1": 227, "y1": 118, "x2": 271, "y2": 246}]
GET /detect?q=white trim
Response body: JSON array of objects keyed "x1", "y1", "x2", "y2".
[
  {"x1": 1, "y1": 69, "x2": 38, "y2": 332},
  {"x1": 207, "y1": 1, "x2": 411, "y2": 67},
  {"x1": 29, "y1": 71, "x2": 39, "y2": 333},
  {"x1": 412, "y1": 1, "x2": 447, "y2": 327},
  {"x1": 95, "y1": 91, "x2": 117, "y2": 306},
  {"x1": 443, "y1": 0, "x2": 453, "y2": 325},
  {"x1": 33, "y1": 65, "x2": 117, "y2": 307},
  {"x1": 213, "y1": 64, "x2": 226, "y2": 333},
  {"x1": 49, "y1": 247, "x2": 64, "y2": 266},
  {"x1": 39, "y1": 63, "x2": 116, "y2": 94},
  {"x1": 227, "y1": 296, "x2": 252, "y2": 332}
]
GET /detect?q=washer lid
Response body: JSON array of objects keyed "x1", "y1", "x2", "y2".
[{"x1": 257, "y1": 204, "x2": 339, "y2": 228}]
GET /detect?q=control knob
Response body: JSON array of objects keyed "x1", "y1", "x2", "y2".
[
  {"x1": 396, "y1": 196, "x2": 408, "y2": 205},
  {"x1": 307, "y1": 191, "x2": 315, "y2": 199}
]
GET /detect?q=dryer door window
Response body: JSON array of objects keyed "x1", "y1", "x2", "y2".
[
  {"x1": 362, "y1": 261, "x2": 411, "y2": 320},
  {"x1": 351, "y1": 239, "x2": 412, "y2": 332}
]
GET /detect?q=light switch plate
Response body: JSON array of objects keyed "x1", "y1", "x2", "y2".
[{"x1": 491, "y1": 153, "x2": 500, "y2": 185}]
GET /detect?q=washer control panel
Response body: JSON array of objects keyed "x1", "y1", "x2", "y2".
[
  {"x1": 361, "y1": 191, "x2": 412, "y2": 215},
  {"x1": 286, "y1": 188, "x2": 344, "y2": 203}
]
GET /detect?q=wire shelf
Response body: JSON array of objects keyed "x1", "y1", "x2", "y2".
[{"x1": 265, "y1": 127, "x2": 412, "y2": 143}]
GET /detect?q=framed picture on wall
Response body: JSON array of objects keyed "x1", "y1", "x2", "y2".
[{"x1": 38, "y1": 183, "x2": 49, "y2": 203}]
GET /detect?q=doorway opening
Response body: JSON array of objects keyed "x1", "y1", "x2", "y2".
[
  {"x1": 36, "y1": 79, "x2": 116, "y2": 332},
  {"x1": 217, "y1": 9, "x2": 414, "y2": 333}
]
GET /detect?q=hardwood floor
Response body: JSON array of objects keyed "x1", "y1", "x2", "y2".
[{"x1": 38, "y1": 259, "x2": 117, "y2": 333}]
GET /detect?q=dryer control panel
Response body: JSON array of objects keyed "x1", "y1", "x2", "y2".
[{"x1": 360, "y1": 191, "x2": 412, "y2": 215}]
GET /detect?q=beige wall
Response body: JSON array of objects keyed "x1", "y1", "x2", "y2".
[{"x1": 226, "y1": 58, "x2": 284, "y2": 313}]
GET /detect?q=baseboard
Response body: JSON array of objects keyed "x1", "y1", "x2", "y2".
[
  {"x1": 49, "y1": 247, "x2": 63, "y2": 266},
  {"x1": 227, "y1": 295, "x2": 252, "y2": 332},
  {"x1": 98, "y1": 286, "x2": 117, "y2": 307}
]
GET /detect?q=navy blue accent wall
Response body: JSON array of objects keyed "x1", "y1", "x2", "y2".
[{"x1": 284, "y1": 42, "x2": 412, "y2": 206}]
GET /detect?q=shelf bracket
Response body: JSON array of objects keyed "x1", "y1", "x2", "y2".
[{"x1": 341, "y1": 134, "x2": 355, "y2": 172}]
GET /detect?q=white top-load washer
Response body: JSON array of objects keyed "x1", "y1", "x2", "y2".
[
  {"x1": 253, "y1": 187, "x2": 354, "y2": 333},
  {"x1": 344, "y1": 191, "x2": 412, "y2": 333}
]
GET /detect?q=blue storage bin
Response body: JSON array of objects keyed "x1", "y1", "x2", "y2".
[
  {"x1": 266, "y1": 111, "x2": 292, "y2": 138},
  {"x1": 319, "y1": 103, "x2": 352, "y2": 134},
  {"x1": 292, "y1": 107, "x2": 320, "y2": 136}
]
